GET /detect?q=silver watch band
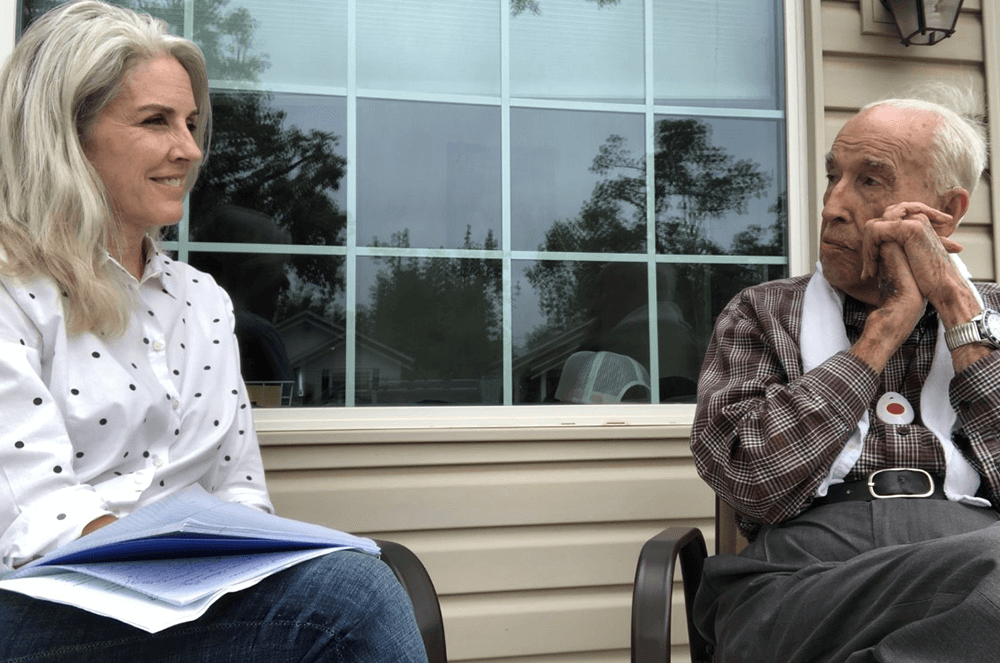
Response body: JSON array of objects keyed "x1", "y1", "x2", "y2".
[{"x1": 945, "y1": 315, "x2": 984, "y2": 351}]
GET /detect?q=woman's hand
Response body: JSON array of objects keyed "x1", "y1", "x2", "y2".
[{"x1": 81, "y1": 514, "x2": 117, "y2": 537}]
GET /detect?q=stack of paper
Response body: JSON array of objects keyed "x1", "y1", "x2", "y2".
[{"x1": 0, "y1": 486, "x2": 379, "y2": 632}]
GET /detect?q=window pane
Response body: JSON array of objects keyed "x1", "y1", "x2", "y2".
[
  {"x1": 514, "y1": 260, "x2": 706, "y2": 404},
  {"x1": 653, "y1": 116, "x2": 786, "y2": 258},
  {"x1": 188, "y1": 251, "x2": 346, "y2": 407},
  {"x1": 357, "y1": 99, "x2": 502, "y2": 250},
  {"x1": 510, "y1": 0, "x2": 644, "y2": 103},
  {"x1": 357, "y1": 0, "x2": 500, "y2": 96},
  {"x1": 511, "y1": 109, "x2": 645, "y2": 252},
  {"x1": 188, "y1": 91, "x2": 347, "y2": 246},
  {"x1": 201, "y1": 0, "x2": 347, "y2": 88},
  {"x1": 19, "y1": 0, "x2": 789, "y2": 409},
  {"x1": 356, "y1": 256, "x2": 503, "y2": 405},
  {"x1": 653, "y1": 0, "x2": 782, "y2": 109},
  {"x1": 673, "y1": 261, "x2": 787, "y2": 359}
]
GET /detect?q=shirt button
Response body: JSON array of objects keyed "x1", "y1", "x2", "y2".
[
  {"x1": 154, "y1": 458, "x2": 163, "y2": 468},
  {"x1": 172, "y1": 399, "x2": 180, "y2": 410},
  {"x1": 898, "y1": 426, "x2": 910, "y2": 437},
  {"x1": 134, "y1": 475, "x2": 144, "y2": 485},
  {"x1": 153, "y1": 340, "x2": 165, "y2": 351}
]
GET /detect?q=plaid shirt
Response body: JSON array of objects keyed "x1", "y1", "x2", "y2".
[{"x1": 691, "y1": 274, "x2": 1000, "y2": 540}]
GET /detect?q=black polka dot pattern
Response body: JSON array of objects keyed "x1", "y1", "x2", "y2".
[{"x1": 3, "y1": 255, "x2": 267, "y2": 532}]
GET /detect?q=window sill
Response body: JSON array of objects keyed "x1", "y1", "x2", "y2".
[{"x1": 253, "y1": 403, "x2": 696, "y2": 444}]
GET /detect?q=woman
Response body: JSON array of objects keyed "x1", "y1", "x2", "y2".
[{"x1": 0, "y1": 2, "x2": 427, "y2": 661}]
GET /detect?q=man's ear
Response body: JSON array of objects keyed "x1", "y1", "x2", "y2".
[{"x1": 937, "y1": 187, "x2": 970, "y2": 237}]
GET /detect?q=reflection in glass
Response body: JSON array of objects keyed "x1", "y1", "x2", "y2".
[
  {"x1": 356, "y1": 256, "x2": 503, "y2": 405},
  {"x1": 190, "y1": 91, "x2": 347, "y2": 246},
  {"x1": 510, "y1": 0, "x2": 643, "y2": 103},
  {"x1": 652, "y1": 116, "x2": 785, "y2": 257},
  {"x1": 653, "y1": 0, "x2": 782, "y2": 109},
  {"x1": 671, "y1": 261, "x2": 787, "y2": 362},
  {"x1": 23, "y1": 0, "x2": 346, "y2": 89},
  {"x1": 202, "y1": 0, "x2": 347, "y2": 88},
  {"x1": 515, "y1": 259, "x2": 787, "y2": 404},
  {"x1": 191, "y1": 249, "x2": 346, "y2": 407},
  {"x1": 18, "y1": 0, "x2": 790, "y2": 410},
  {"x1": 357, "y1": 100, "x2": 501, "y2": 250},
  {"x1": 514, "y1": 260, "x2": 703, "y2": 404},
  {"x1": 511, "y1": 109, "x2": 645, "y2": 252},
  {"x1": 357, "y1": 0, "x2": 500, "y2": 96}
]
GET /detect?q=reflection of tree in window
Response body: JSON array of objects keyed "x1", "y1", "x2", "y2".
[
  {"x1": 23, "y1": 0, "x2": 270, "y2": 76},
  {"x1": 524, "y1": 118, "x2": 785, "y2": 402},
  {"x1": 24, "y1": 0, "x2": 350, "y2": 329},
  {"x1": 190, "y1": 90, "x2": 347, "y2": 325},
  {"x1": 358, "y1": 228, "x2": 502, "y2": 403},
  {"x1": 510, "y1": 0, "x2": 621, "y2": 17}
]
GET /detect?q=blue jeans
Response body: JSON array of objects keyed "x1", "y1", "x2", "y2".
[{"x1": 0, "y1": 551, "x2": 428, "y2": 662}]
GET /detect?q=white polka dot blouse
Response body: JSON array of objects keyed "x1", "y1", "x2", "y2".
[{"x1": 0, "y1": 245, "x2": 273, "y2": 569}]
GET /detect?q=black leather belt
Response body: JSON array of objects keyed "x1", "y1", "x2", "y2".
[{"x1": 812, "y1": 468, "x2": 946, "y2": 507}]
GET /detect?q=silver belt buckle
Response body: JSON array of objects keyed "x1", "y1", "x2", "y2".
[{"x1": 867, "y1": 468, "x2": 935, "y2": 499}]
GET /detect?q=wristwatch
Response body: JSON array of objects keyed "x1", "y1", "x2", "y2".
[{"x1": 945, "y1": 308, "x2": 1000, "y2": 351}]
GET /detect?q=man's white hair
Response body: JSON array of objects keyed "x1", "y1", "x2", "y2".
[{"x1": 861, "y1": 83, "x2": 987, "y2": 197}]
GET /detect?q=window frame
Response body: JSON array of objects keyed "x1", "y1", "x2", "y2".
[
  {"x1": 3, "y1": 0, "x2": 811, "y2": 433},
  {"x1": 257, "y1": 0, "x2": 810, "y2": 431}
]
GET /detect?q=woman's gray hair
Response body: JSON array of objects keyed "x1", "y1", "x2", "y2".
[
  {"x1": 861, "y1": 83, "x2": 987, "y2": 198},
  {"x1": 0, "y1": 0, "x2": 211, "y2": 334}
]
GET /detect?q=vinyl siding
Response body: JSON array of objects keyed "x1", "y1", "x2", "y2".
[{"x1": 258, "y1": 420, "x2": 712, "y2": 662}]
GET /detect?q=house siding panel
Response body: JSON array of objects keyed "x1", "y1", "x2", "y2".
[{"x1": 258, "y1": 425, "x2": 706, "y2": 662}]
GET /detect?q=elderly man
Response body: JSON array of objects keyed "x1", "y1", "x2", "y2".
[{"x1": 690, "y1": 93, "x2": 1000, "y2": 662}]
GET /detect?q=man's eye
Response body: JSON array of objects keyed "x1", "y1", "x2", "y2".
[{"x1": 862, "y1": 176, "x2": 879, "y2": 187}]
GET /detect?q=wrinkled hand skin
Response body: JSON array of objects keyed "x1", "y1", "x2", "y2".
[
  {"x1": 852, "y1": 202, "x2": 989, "y2": 374},
  {"x1": 861, "y1": 202, "x2": 967, "y2": 314}
]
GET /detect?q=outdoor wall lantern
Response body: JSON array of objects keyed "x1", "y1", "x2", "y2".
[{"x1": 879, "y1": 0, "x2": 964, "y2": 46}]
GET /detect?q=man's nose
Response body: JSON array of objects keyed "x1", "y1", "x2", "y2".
[{"x1": 822, "y1": 180, "x2": 852, "y2": 227}]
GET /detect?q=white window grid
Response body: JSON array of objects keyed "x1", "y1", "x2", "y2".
[{"x1": 157, "y1": 0, "x2": 810, "y2": 416}]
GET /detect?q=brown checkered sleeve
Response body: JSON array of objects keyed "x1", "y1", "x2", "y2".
[{"x1": 691, "y1": 276, "x2": 880, "y2": 539}]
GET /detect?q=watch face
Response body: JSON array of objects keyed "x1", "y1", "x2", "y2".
[{"x1": 983, "y1": 309, "x2": 1000, "y2": 345}]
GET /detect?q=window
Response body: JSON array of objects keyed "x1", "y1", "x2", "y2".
[{"x1": 20, "y1": 0, "x2": 796, "y2": 410}]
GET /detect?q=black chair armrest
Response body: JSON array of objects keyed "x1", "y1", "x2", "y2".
[
  {"x1": 374, "y1": 539, "x2": 447, "y2": 663},
  {"x1": 632, "y1": 526, "x2": 710, "y2": 663}
]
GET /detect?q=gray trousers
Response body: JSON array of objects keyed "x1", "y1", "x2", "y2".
[{"x1": 694, "y1": 499, "x2": 1000, "y2": 663}]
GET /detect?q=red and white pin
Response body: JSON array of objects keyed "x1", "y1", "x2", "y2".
[{"x1": 876, "y1": 391, "x2": 914, "y2": 425}]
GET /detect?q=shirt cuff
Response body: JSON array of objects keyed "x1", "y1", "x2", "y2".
[{"x1": 0, "y1": 486, "x2": 109, "y2": 568}]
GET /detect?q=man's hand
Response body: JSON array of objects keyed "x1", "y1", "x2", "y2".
[
  {"x1": 858, "y1": 201, "x2": 991, "y2": 372},
  {"x1": 851, "y1": 240, "x2": 925, "y2": 372},
  {"x1": 859, "y1": 202, "x2": 978, "y2": 328}
]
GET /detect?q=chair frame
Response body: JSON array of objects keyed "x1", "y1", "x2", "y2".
[
  {"x1": 375, "y1": 539, "x2": 448, "y2": 663},
  {"x1": 631, "y1": 498, "x2": 740, "y2": 663}
]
